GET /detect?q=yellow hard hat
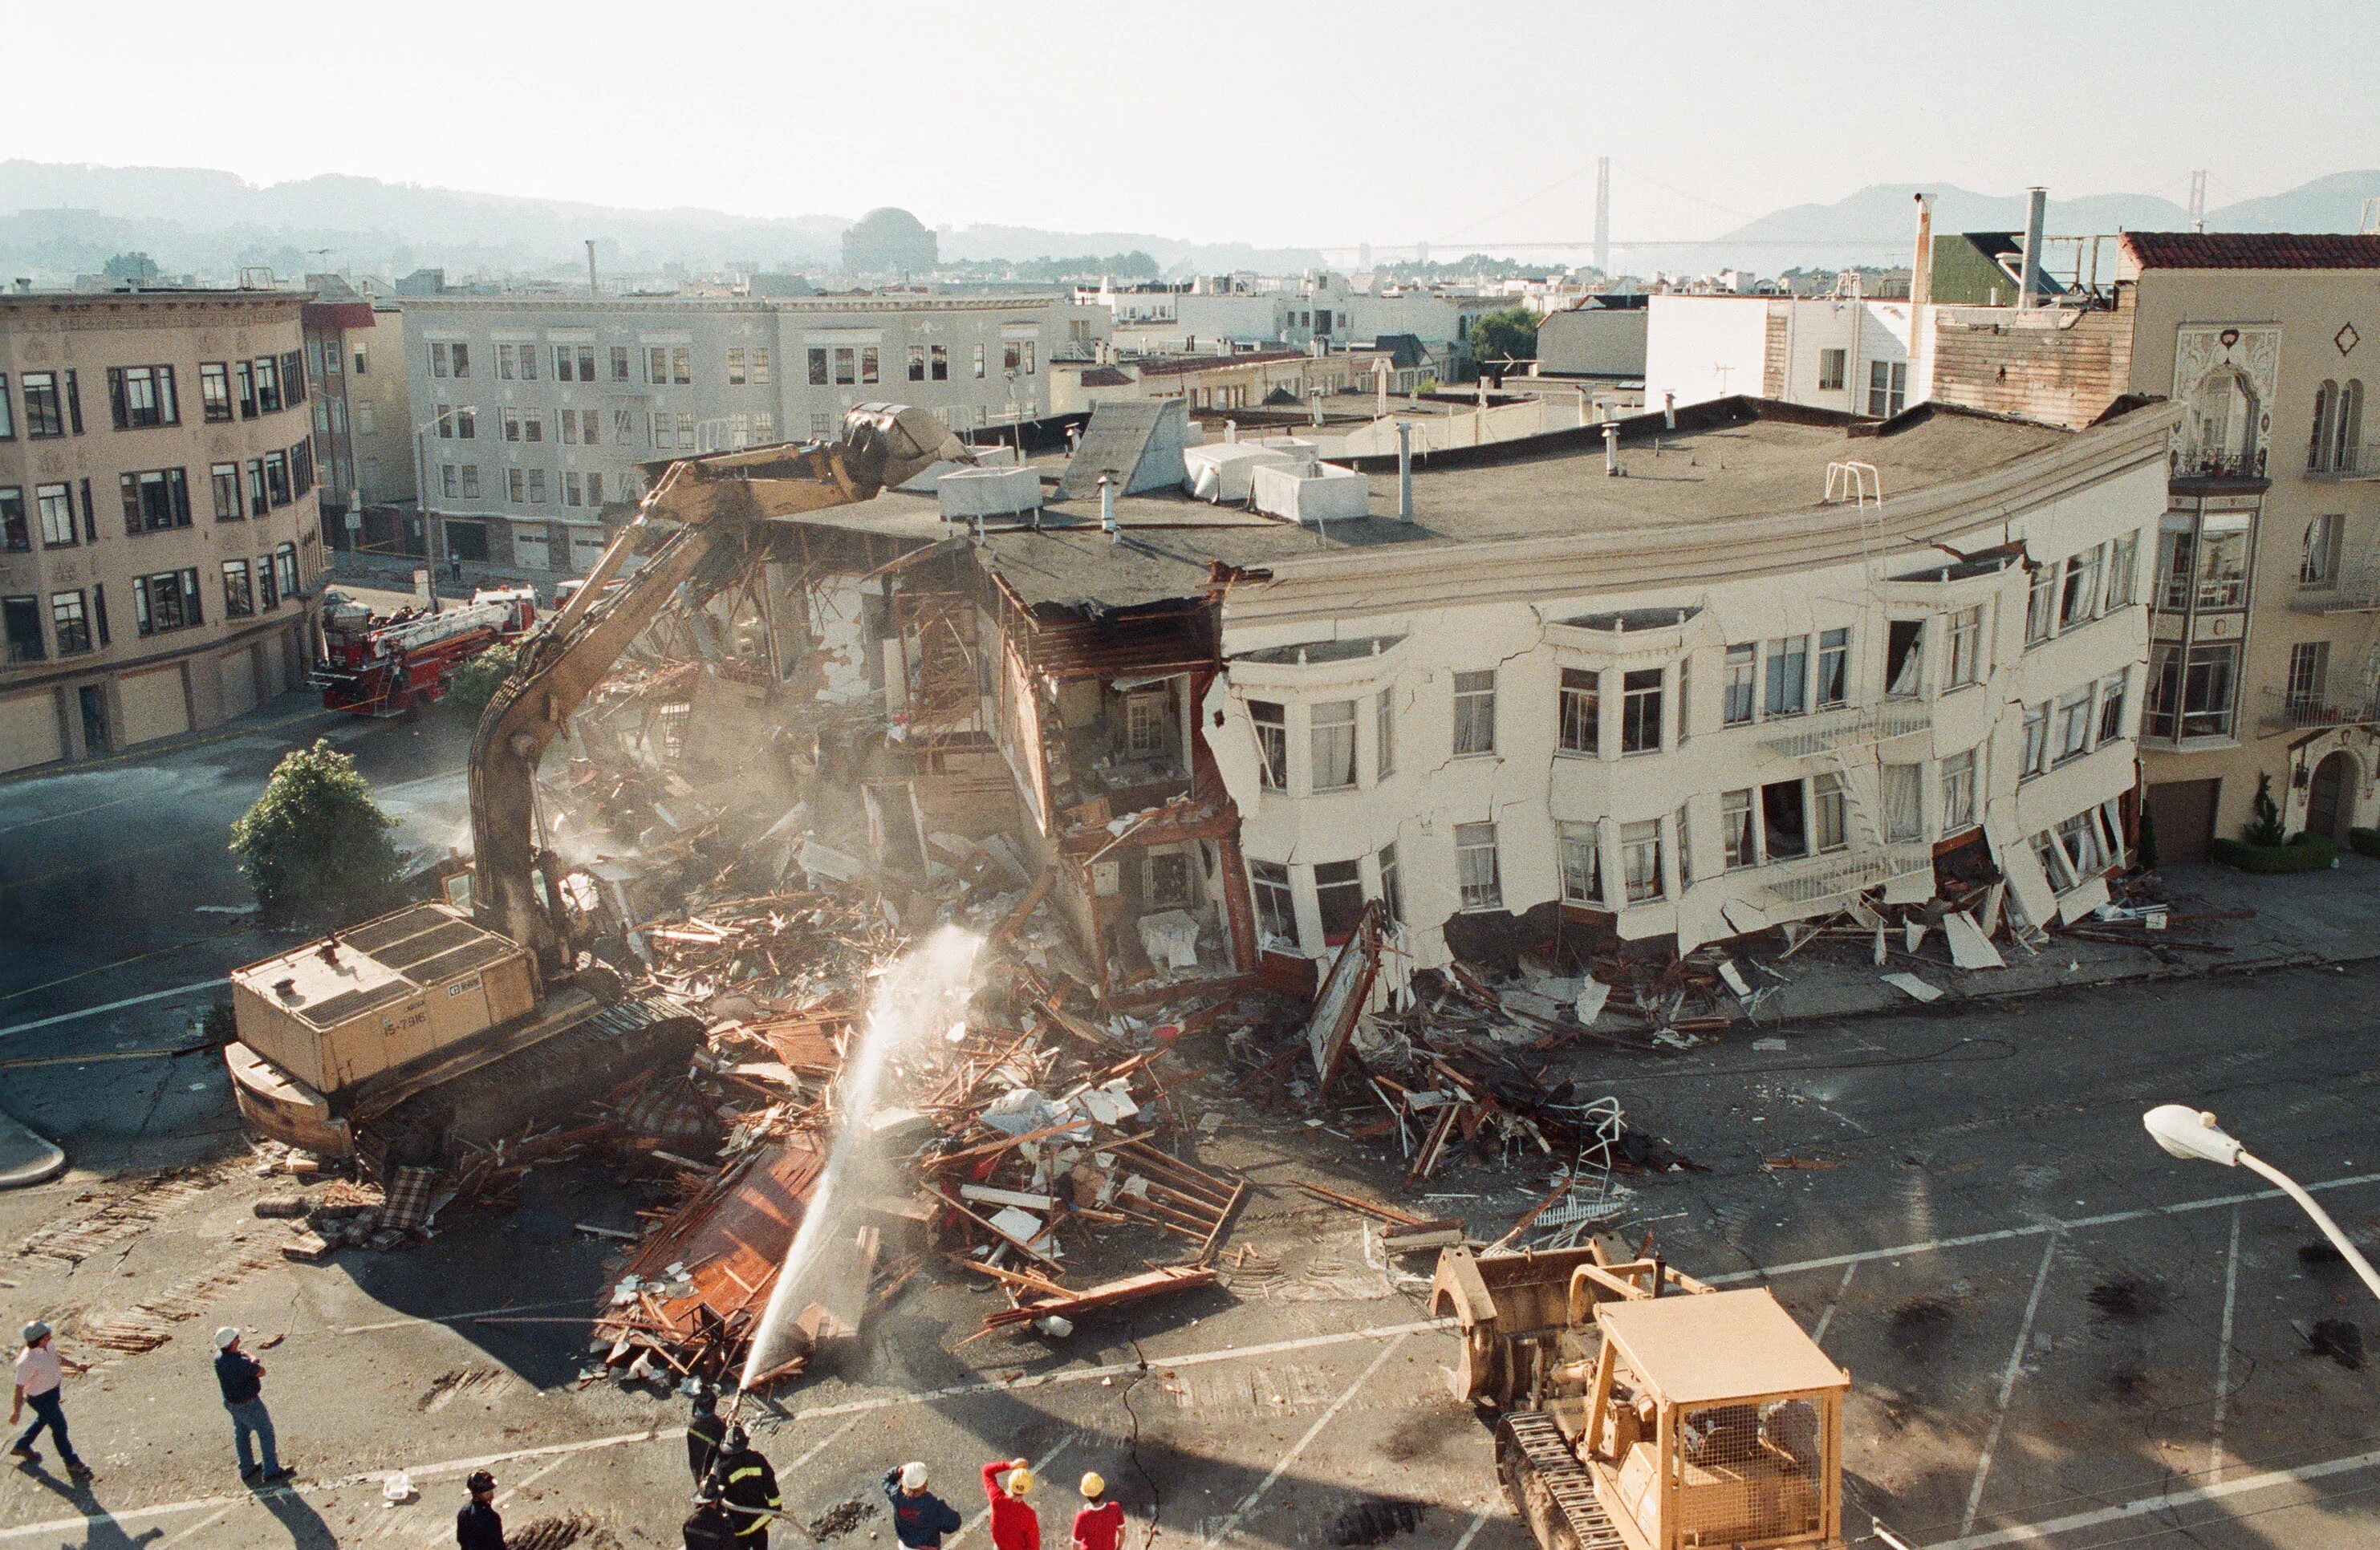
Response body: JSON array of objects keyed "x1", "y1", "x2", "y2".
[
  {"x1": 1006, "y1": 1464, "x2": 1034, "y2": 1495},
  {"x1": 1080, "y1": 1472, "x2": 1106, "y2": 1499}
]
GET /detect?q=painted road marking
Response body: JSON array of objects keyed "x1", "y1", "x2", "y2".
[
  {"x1": 1809, "y1": 1261, "x2": 1857, "y2": 1348},
  {"x1": 1448, "y1": 1499, "x2": 1499, "y2": 1550},
  {"x1": 0, "y1": 977, "x2": 229, "y2": 1034},
  {"x1": 1960, "y1": 1232, "x2": 2061, "y2": 1536},
  {"x1": 1199, "y1": 1333, "x2": 1410, "y2": 1548},
  {"x1": 2211, "y1": 1204, "x2": 2241, "y2": 1476},
  {"x1": 1930, "y1": 1445, "x2": 2380, "y2": 1548}
]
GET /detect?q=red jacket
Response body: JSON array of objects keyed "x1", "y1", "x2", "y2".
[
  {"x1": 1072, "y1": 1499, "x2": 1123, "y2": 1550},
  {"x1": 983, "y1": 1462, "x2": 1041, "y2": 1550}
]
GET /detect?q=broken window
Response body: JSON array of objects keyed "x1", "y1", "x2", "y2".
[
  {"x1": 1251, "y1": 861, "x2": 1298, "y2": 951},
  {"x1": 1560, "y1": 823, "x2": 1602, "y2": 904},
  {"x1": 1249, "y1": 700, "x2": 1286, "y2": 789},
  {"x1": 2027, "y1": 563, "x2": 2059, "y2": 643},
  {"x1": 1815, "y1": 628, "x2": 1849, "y2": 708},
  {"x1": 1452, "y1": 670, "x2": 1497, "y2": 756},
  {"x1": 1375, "y1": 688, "x2": 1395, "y2": 780},
  {"x1": 2061, "y1": 546, "x2": 2102, "y2": 628},
  {"x1": 2096, "y1": 670, "x2": 2130, "y2": 745},
  {"x1": 1620, "y1": 668, "x2": 1663, "y2": 754},
  {"x1": 1557, "y1": 667, "x2": 1600, "y2": 754},
  {"x1": 1721, "y1": 789, "x2": 1756, "y2": 869},
  {"x1": 1882, "y1": 762, "x2": 1923, "y2": 842},
  {"x1": 2021, "y1": 703, "x2": 2050, "y2": 775},
  {"x1": 1761, "y1": 780, "x2": 1807, "y2": 861},
  {"x1": 1723, "y1": 643, "x2": 1757, "y2": 725},
  {"x1": 1315, "y1": 859, "x2": 1365, "y2": 943},
  {"x1": 2106, "y1": 530, "x2": 2140, "y2": 607},
  {"x1": 1946, "y1": 607, "x2": 1983, "y2": 688},
  {"x1": 1376, "y1": 843, "x2": 1403, "y2": 923},
  {"x1": 1765, "y1": 635, "x2": 1807, "y2": 717},
  {"x1": 2033, "y1": 830, "x2": 2075, "y2": 892},
  {"x1": 1310, "y1": 700, "x2": 1357, "y2": 790},
  {"x1": 1621, "y1": 820, "x2": 1663, "y2": 903},
  {"x1": 2055, "y1": 686, "x2": 2094, "y2": 763},
  {"x1": 1884, "y1": 619, "x2": 1924, "y2": 698},
  {"x1": 1941, "y1": 747, "x2": 1979, "y2": 833},
  {"x1": 1813, "y1": 773, "x2": 1847, "y2": 852},
  {"x1": 1455, "y1": 822, "x2": 1502, "y2": 911},
  {"x1": 1674, "y1": 804, "x2": 1693, "y2": 887}
]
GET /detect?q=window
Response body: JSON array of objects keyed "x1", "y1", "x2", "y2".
[
  {"x1": 2021, "y1": 703, "x2": 2050, "y2": 776},
  {"x1": 908, "y1": 344, "x2": 926, "y2": 383},
  {"x1": 677, "y1": 412, "x2": 697, "y2": 450},
  {"x1": 282, "y1": 349, "x2": 307, "y2": 403},
  {"x1": 502, "y1": 409, "x2": 522, "y2": 443},
  {"x1": 22, "y1": 371, "x2": 66, "y2": 438},
  {"x1": 1, "y1": 598, "x2": 40, "y2": 664},
  {"x1": 1375, "y1": 688, "x2": 1395, "y2": 779},
  {"x1": 523, "y1": 412, "x2": 543, "y2": 444},
  {"x1": 752, "y1": 347, "x2": 770, "y2": 384},
  {"x1": 99, "y1": 363, "x2": 177, "y2": 430},
  {"x1": 1310, "y1": 700, "x2": 1357, "y2": 790},
  {"x1": 50, "y1": 591, "x2": 90, "y2": 655},
  {"x1": 263, "y1": 451, "x2": 290, "y2": 508},
  {"x1": 1621, "y1": 820, "x2": 1663, "y2": 903},
  {"x1": 221, "y1": 559, "x2": 254, "y2": 618},
  {"x1": 256, "y1": 553, "x2": 278, "y2": 610},
  {"x1": 727, "y1": 347, "x2": 746, "y2": 384},
  {"x1": 1252, "y1": 861, "x2": 1298, "y2": 951},
  {"x1": 2286, "y1": 643, "x2": 2328, "y2": 720},
  {"x1": 456, "y1": 406, "x2": 476, "y2": 440},
  {"x1": 1946, "y1": 607, "x2": 1983, "y2": 688},
  {"x1": 612, "y1": 408, "x2": 636, "y2": 443},
  {"x1": 650, "y1": 412, "x2": 672, "y2": 451},
  {"x1": 430, "y1": 342, "x2": 450, "y2": 379},
  {"x1": 2302, "y1": 514, "x2": 2344, "y2": 587},
  {"x1": 1884, "y1": 619, "x2": 1925, "y2": 697},
  {"x1": 2061, "y1": 546, "x2": 2103, "y2": 629},
  {"x1": 193, "y1": 361, "x2": 231, "y2": 424},
  {"x1": 1866, "y1": 359, "x2": 1907, "y2": 417},
  {"x1": 1560, "y1": 823, "x2": 1602, "y2": 904},
  {"x1": 507, "y1": 468, "x2": 526, "y2": 503},
  {"x1": 246, "y1": 458, "x2": 266, "y2": 509},
  {"x1": 1558, "y1": 667, "x2": 1600, "y2": 754},
  {"x1": 2195, "y1": 513, "x2": 2251, "y2": 608},
  {"x1": 1620, "y1": 668, "x2": 1663, "y2": 753},
  {"x1": 36, "y1": 485, "x2": 75, "y2": 547},
  {"x1": 1315, "y1": 860, "x2": 1366, "y2": 943},
  {"x1": 1250, "y1": 700, "x2": 1286, "y2": 789},
  {"x1": 934, "y1": 345, "x2": 950, "y2": 381},
  {"x1": 1813, "y1": 772, "x2": 1848, "y2": 852},
  {"x1": 0, "y1": 374, "x2": 11, "y2": 439},
  {"x1": 1817, "y1": 348, "x2": 1847, "y2": 392},
  {"x1": 1455, "y1": 822, "x2": 1502, "y2": 911},
  {"x1": 651, "y1": 347, "x2": 673, "y2": 385},
  {"x1": 972, "y1": 343, "x2": 985, "y2": 379},
  {"x1": 2026, "y1": 562, "x2": 2058, "y2": 643},
  {"x1": 611, "y1": 346, "x2": 631, "y2": 381},
  {"x1": 1723, "y1": 643, "x2": 1757, "y2": 725},
  {"x1": 1675, "y1": 657, "x2": 1691, "y2": 741},
  {"x1": 119, "y1": 468, "x2": 191, "y2": 533},
  {"x1": 274, "y1": 546, "x2": 298, "y2": 599},
  {"x1": 352, "y1": 341, "x2": 369, "y2": 375},
  {"x1": 2055, "y1": 688, "x2": 2090, "y2": 765},
  {"x1": 1003, "y1": 341, "x2": 1021, "y2": 373},
  {"x1": 751, "y1": 414, "x2": 772, "y2": 444},
  {"x1": 1882, "y1": 762, "x2": 1924, "y2": 842},
  {"x1": 1674, "y1": 803, "x2": 1694, "y2": 887},
  {"x1": 132, "y1": 568, "x2": 202, "y2": 635},
  {"x1": 526, "y1": 469, "x2": 546, "y2": 504},
  {"x1": 461, "y1": 465, "x2": 480, "y2": 500},
  {"x1": 810, "y1": 414, "x2": 833, "y2": 438},
  {"x1": 441, "y1": 465, "x2": 458, "y2": 498},
  {"x1": 861, "y1": 347, "x2": 879, "y2": 385},
  {"x1": 253, "y1": 355, "x2": 282, "y2": 413},
  {"x1": 2170, "y1": 643, "x2": 2239, "y2": 738},
  {"x1": 1814, "y1": 628, "x2": 1849, "y2": 708},
  {"x1": 1022, "y1": 342, "x2": 1037, "y2": 375},
  {"x1": 834, "y1": 347, "x2": 856, "y2": 385},
  {"x1": 1941, "y1": 747, "x2": 1979, "y2": 833},
  {"x1": 1452, "y1": 670, "x2": 1497, "y2": 754},
  {"x1": 1761, "y1": 780, "x2": 1808, "y2": 860},
  {"x1": 587, "y1": 473, "x2": 603, "y2": 504},
  {"x1": 672, "y1": 347, "x2": 690, "y2": 385},
  {"x1": 1377, "y1": 843, "x2": 1403, "y2": 924},
  {"x1": 574, "y1": 345, "x2": 597, "y2": 380},
  {"x1": 1721, "y1": 789, "x2": 1756, "y2": 869},
  {"x1": 1765, "y1": 635, "x2": 1808, "y2": 717},
  {"x1": 496, "y1": 343, "x2": 517, "y2": 380},
  {"x1": 290, "y1": 440, "x2": 313, "y2": 498}
]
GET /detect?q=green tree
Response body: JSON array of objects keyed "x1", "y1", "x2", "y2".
[
  {"x1": 1464, "y1": 306, "x2": 1539, "y2": 381},
  {"x1": 229, "y1": 739, "x2": 401, "y2": 925},
  {"x1": 2242, "y1": 770, "x2": 2287, "y2": 847},
  {"x1": 102, "y1": 251, "x2": 160, "y2": 283},
  {"x1": 443, "y1": 642, "x2": 520, "y2": 719}
]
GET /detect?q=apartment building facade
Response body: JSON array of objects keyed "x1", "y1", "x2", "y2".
[
  {"x1": 303, "y1": 280, "x2": 418, "y2": 557},
  {"x1": 0, "y1": 290, "x2": 324, "y2": 772},
  {"x1": 400, "y1": 294, "x2": 1069, "y2": 576},
  {"x1": 1643, "y1": 292, "x2": 1919, "y2": 420}
]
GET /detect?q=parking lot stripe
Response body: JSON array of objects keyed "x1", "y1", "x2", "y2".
[
  {"x1": 1704, "y1": 1169, "x2": 2380, "y2": 1285},
  {"x1": 1809, "y1": 1262, "x2": 1857, "y2": 1347},
  {"x1": 0, "y1": 976, "x2": 229, "y2": 1037},
  {"x1": 1199, "y1": 1332, "x2": 1411, "y2": 1548},
  {"x1": 1448, "y1": 1499, "x2": 1498, "y2": 1550},
  {"x1": 1931, "y1": 1444, "x2": 2380, "y2": 1548},
  {"x1": 2211, "y1": 1205, "x2": 2240, "y2": 1476},
  {"x1": 1960, "y1": 1232, "x2": 2061, "y2": 1537}
]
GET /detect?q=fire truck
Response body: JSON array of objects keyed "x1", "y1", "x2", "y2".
[{"x1": 315, "y1": 586, "x2": 538, "y2": 716}]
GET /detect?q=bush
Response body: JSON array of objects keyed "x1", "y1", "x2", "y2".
[
  {"x1": 2209, "y1": 830, "x2": 2339, "y2": 874},
  {"x1": 2242, "y1": 772, "x2": 2286, "y2": 846},
  {"x1": 443, "y1": 642, "x2": 521, "y2": 719},
  {"x1": 229, "y1": 738, "x2": 402, "y2": 926},
  {"x1": 2350, "y1": 826, "x2": 2380, "y2": 858}
]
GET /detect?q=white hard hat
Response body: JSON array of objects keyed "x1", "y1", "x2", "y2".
[
  {"x1": 900, "y1": 1463, "x2": 929, "y2": 1491},
  {"x1": 213, "y1": 1326, "x2": 242, "y2": 1350}
]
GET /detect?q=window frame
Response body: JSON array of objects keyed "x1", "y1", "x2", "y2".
[
  {"x1": 1454, "y1": 821, "x2": 1503, "y2": 911},
  {"x1": 1249, "y1": 700, "x2": 1287, "y2": 790},
  {"x1": 1452, "y1": 669, "x2": 1497, "y2": 756},
  {"x1": 1557, "y1": 667, "x2": 1600, "y2": 755},
  {"x1": 1309, "y1": 699, "x2": 1358, "y2": 792}
]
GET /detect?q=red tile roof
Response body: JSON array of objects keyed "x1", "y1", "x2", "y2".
[{"x1": 2122, "y1": 232, "x2": 2380, "y2": 270}]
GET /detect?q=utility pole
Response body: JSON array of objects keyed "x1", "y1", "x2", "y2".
[
  {"x1": 586, "y1": 239, "x2": 600, "y2": 297},
  {"x1": 1594, "y1": 156, "x2": 1611, "y2": 278},
  {"x1": 2187, "y1": 171, "x2": 2207, "y2": 233}
]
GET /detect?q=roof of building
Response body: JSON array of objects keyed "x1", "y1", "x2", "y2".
[
  {"x1": 1075, "y1": 366, "x2": 1132, "y2": 388},
  {"x1": 2120, "y1": 232, "x2": 2380, "y2": 270},
  {"x1": 1132, "y1": 350, "x2": 1310, "y2": 377},
  {"x1": 1598, "y1": 1290, "x2": 1847, "y2": 1403}
]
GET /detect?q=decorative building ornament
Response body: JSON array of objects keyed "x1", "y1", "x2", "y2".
[{"x1": 2338, "y1": 323, "x2": 2361, "y2": 357}]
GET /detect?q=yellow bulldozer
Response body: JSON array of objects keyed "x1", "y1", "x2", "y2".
[{"x1": 1432, "y1": 1241, "x2": 1850, "y2": 1550}]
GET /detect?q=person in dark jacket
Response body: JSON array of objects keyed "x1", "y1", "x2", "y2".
[
  {"x1": 682, "y1": 1482, "x2": 736, "y2": 1550},
  {"x1": 883, "y1": 1461, "x2": 964, "y2": 1548},
  {"x1": 456, "y1": 1469, "x2": 504, "y2": 1550},
  {"x1": 712, "y1": 1425, "x2": 781, "y2": 1545},
  {"x1": 211, "y1": 1329, "x2": 290, "y2": 1484},
  {"x1": 686, "y1": 1384, "x2": 726, "y2": 1488}
]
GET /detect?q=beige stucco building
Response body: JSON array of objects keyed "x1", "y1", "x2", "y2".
[
  {"x1": 0, "y1": 290, "x2": 325, "y2": 773},
  {"x1": 304, "y1": 278, "x2": 420, "y2": 558}
]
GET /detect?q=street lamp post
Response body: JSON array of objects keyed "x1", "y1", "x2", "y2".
[{"x1": 2143, "y1": 1103, "x2": 2380, "y2": 1303}]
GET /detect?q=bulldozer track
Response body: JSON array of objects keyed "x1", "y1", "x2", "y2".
[{"x1": 1498, "y1": 1411, "x2": 1627, "y2": 1550}]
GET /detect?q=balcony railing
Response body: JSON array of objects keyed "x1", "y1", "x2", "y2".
[
  {"x1": 2306, "y1": 446, "x2": 2380, "y2": 481},
  {"x1": 1761, "y1": 843, "x2": 1935, "y2": 907},
  {"x1": 2259, "y1": 689, "x2": 2380, "y2": 733},
  {"x1": 2170, "y1": 444, "x2": 2268, "y2": 482},
  {"x1": 2291, "y1": 570, "x2": 2380, "y2": 615},
  {"x1": 1759, "y1": 704, "x2": 1933, "y2": 758}
]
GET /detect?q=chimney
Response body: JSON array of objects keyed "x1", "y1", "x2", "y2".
[
  {"x1": 1224, "y1": 420, "x2": 1237, "y2": 444},
  {"x1": 1099, "y1": 474, "x2": 1117, "y2": 541},
  {"x1": 1603, "y1": 422, "x2": 1622, "y2": 477},
  {"x1": 2018, "y1": 187, "x2": 2049, "y2": 311},
  {"x1": 1663, "y1": 392, "x2": 1676, "y2": 431},
  {"x1": 1910, "y1": 193, "x2": 1935, "y2": 310},
  {"x1": 585, "y1": 238, "x2": 599, "y2": 298},
  {"x1": 1395, "y1": 420, "x2": 1414, "y2": 522}
]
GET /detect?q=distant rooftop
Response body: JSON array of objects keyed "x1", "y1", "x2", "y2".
[{"x1": 2121, "y1": 232, "x2": 2380, "y2": 271}]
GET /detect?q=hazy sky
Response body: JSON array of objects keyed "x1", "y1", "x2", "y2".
[{"x1": 11, "y1": 0, "x2": 2376, "y2": 249}]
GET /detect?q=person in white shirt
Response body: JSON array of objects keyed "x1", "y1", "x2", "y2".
[{"x1": 10, "y1": 1321, "x2": 90, "y2": 1478}]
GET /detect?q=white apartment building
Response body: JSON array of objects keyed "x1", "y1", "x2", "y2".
[
  {"x1": 1643, "y1": 293, "x2": 1920, "y2": 420},
  {"x1": 399, "y1": 293, "x2": 1070, "y2": 574},
  {"x1": 1077, "y1": 274, "x2": 1497, "y2": 363},
  {"x1": 1201, "y1": 400, "x2": 2173, "y2": 969}
]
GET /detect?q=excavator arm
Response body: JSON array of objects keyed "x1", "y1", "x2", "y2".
[{"x1": 465, "y1": 404, "x2": 968, "y2": 977}]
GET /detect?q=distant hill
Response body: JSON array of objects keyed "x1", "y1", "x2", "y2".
[
  {"x1": 2204, "y1": 169, "x2": 2380, "y2": 233},
  {"x1": 0, "y1": 160, "x2": 1321, "y2": 284}
]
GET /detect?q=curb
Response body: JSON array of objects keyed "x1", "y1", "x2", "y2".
[{"x1": 0, "y1": 1110, "x2": 67, "y2": 1189}]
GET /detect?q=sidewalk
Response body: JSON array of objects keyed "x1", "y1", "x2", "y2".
[
  {"x1": 1742, "y1": 852, "x2": 2380, "y2": 1025},
  {"x1": 0, "y1": 1110, "x2": 66, "y2": 1189}
]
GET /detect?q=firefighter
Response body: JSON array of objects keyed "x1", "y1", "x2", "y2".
[
  {"x1": 710, "y1": 1424, "x2": 781, "y2": 1546},
  {"x1": 682, "y1": 1479, "x2": 736, "y2": 1550},
  {"x1": 685, "y1": 1384, "x2": 726, "y2": 1488}
]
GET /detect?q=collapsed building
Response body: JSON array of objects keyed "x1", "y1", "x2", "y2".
[{"x1": 699, "y1": 392, "x2": 2175, "y2": 1001}]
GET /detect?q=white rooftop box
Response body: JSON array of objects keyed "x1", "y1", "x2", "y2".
[
  {"x1": 1183, "y1": 442, "x2": 1297, "y2": 503},
  {"x1": 1252, "y1": 461, "x2": 1369, "y2": 525},
  {"x1": 936, "y1": 465, "x2": 1044, "y2": 522}
]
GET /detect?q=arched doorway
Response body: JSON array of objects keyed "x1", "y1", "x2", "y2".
[{"x1": 2305, "y1": 750, "x2": 2356, "y2": 842}]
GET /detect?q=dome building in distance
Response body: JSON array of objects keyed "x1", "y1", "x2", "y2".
[{"x1": 841, "y1": 208, "x2": 937, "y2": 277}]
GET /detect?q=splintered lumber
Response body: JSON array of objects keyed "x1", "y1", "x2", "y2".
[
  {"x1": 988, "y1": 866, "x2": 1058, "y2": 949},
  {"x1": 1298, "y1": 1181, "x2": 1431, "y2": 1228},
  {"x1": 932, "y1": 1188, "x2": 1066, "y2": 1271},
  {"x1": 976, "y1": 1264, "x2": 1217, "y2": 1333}
]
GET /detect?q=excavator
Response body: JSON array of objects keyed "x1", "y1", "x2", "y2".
[
  {"x1": 1432, "y1": 1240, "x2": 1851, "y2": 1550},
  {"x1": 224, "y1": 406, "x2": 969, "y2": 1171}
]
